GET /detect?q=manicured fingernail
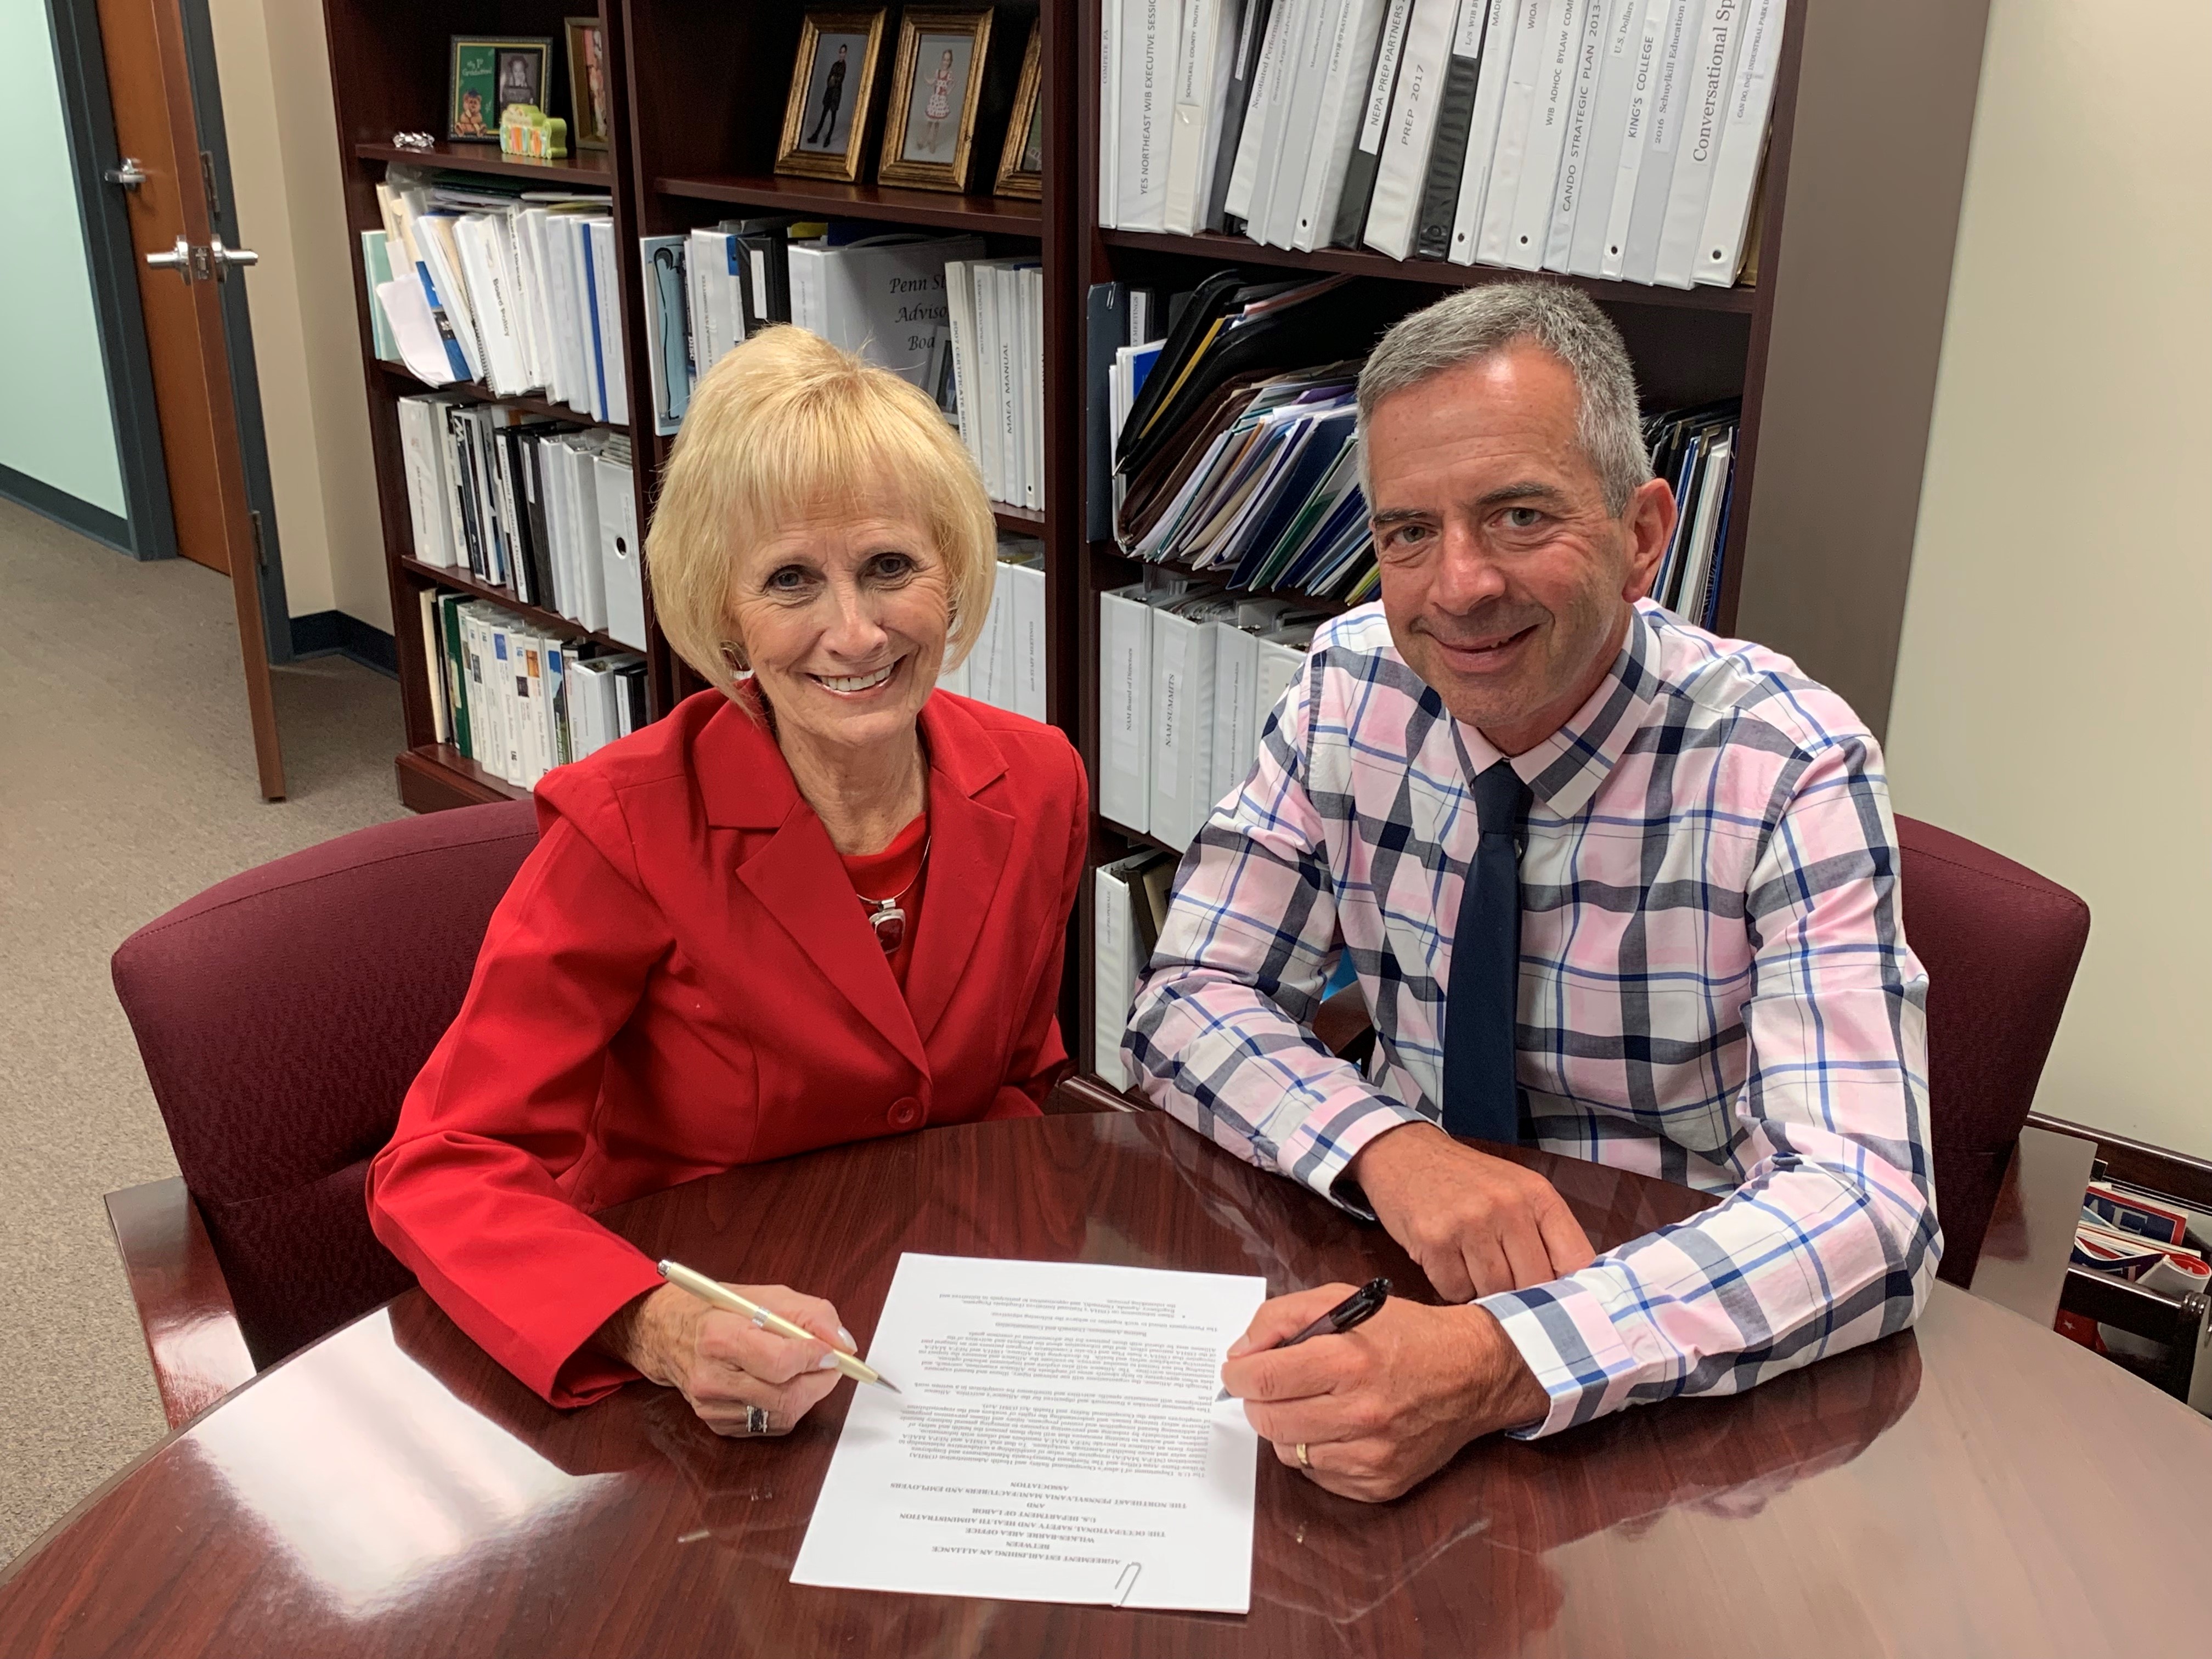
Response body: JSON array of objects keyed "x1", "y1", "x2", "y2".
[
  {"x1": 817, "y1": 1352, "x2": 839, "y2": 1370},
  {"x1": 838, "y1": 1328, "x2": 856, "y2": 1349}
]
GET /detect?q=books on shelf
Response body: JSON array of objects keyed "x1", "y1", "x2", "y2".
[
  {"x1": 1101, "y1": 0, "x2": 1780, "y2": 286},
  {"x1": 416, "y1": 588, "x2": 647, "y2": 789},
  {"x1": 371, "y1": 166, "x2": 630, "y2": 420},
  {"x1": 395, "y1": 392, "x2": 647, "y2": 650},
  {"x1": 944, "y1": 256, "x2": 1047, "y2": 512},
  {"x1": 1098, "y1": 580, "x2": 1321, "y2": 852},
  {"x1": 939, "y1": 537, "x2": 1048, "y2": 719},
  {"x1": 787, "y1": 230, "x2": 984, "y2": 410}
]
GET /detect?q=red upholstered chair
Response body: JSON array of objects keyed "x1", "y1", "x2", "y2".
[
  {"x1": 106, "y1": 799, "x2": 540, "y2": 1426},
  {"x1": 1894, "y1": 816, "x2": 2090, "y2": 1286},
  {"x1": 1312, "y1": 814, "x2": 2090, "y2": 1291}
]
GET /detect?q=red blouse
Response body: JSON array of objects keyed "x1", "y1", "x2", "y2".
[{"x1": 839, "y1": 811, "x2": 929, "y2": 988}]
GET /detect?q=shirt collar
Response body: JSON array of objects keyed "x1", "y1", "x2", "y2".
[{"x1": 1455, "y1": 601, "x2": 1663, "y2": 820}]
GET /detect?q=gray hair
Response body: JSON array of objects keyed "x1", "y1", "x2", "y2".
[{"x1": 1356, "y1": 283, "x2": 1650, "y2": 515}]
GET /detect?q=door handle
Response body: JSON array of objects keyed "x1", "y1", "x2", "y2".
[
  {"x1": 145, "y1": 236, "x2": 194, "y2": 284},
  {"x1": 208, "y1": 238, "x2": 258, "y2": 279},
  {"x1": 104, "y1": 157, "x2": 146, "y2": 190}
]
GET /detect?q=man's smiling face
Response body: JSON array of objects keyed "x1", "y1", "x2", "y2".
[{"x1": 1365, "y1": 344, "x2": 1673, "y2": 754}]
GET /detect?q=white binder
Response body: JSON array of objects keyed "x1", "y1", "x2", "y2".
[
  {"x1": 1653, "y1": 0, "x2": 1744, "y2": 287},
  {"x1": 1209, "y1": 621, "x2": 1261, "y2": 811},
  {"x1": 1502, "y1": 0, "x2": 1583, "y2": 272},
  {"x1": 1164, "y1": 0, "x2": 1244, "y2": 234},
  {"x1": 1474, "y1": 0, "x2": 1555, "y2": 266},
  {"x1": 1596, "y1": 0, "x2": 1676, "y2": 278},
  {"x1": 1563, "y1": 0, "x2": 1649, "y2": 275},
  {"x1": 1444, "y1": 0, "x2": 1516, "y2": 266},
  {"x1": 1693, "y1": 0, "x2": 1781, "y2": 286},
  {"x1": 1099, "y1": 586, "x2": 1155, "y2": 832},
  {"x1": 1541, "y1": 0, "x2": 1622, "y2": 272},
  {"x1": 1616, "y1": 0, "x2": 1697, "y2": 284},
  {"x1": 1291, "y1": 0, "x2": 1391, "y2": 251},
  {"x1": 1362, "y1": 0, "x2": 1464, "y2": 259},
  {"x1": 1003, "y1": 558, "x2": 1048, "y2": 721},
  {"x1": 594, "y1": 452, "x2": 646, "y2": 651},
  {"x1": 1150, "y1": 603, "x2": 1220, "y2": 853}
]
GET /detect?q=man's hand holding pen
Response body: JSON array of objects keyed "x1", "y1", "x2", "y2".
[
  {"x1": 1222, "y1": 1123, "x2": 1587, "y2": 1501},
  {"x1": 1222, "y1": 1288, "x2": 1551, "y2": 1503}
]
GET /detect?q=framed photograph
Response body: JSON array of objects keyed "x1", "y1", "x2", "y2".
[
  {"x1": 878, "y1": 8, "x2": 993, "y2": 193},
  {"x1": 565, "y1": 17, "x2": 611, "y2": 151},
  {"x1": 449, "y1": 37, "x2": 552, "y2": 143},
  {"x1": 994, "y1": 21, "x2": 1043, "y2": 200},
  {"x1": 777, "y1": 9, "x2": 888, "y2": 183}
]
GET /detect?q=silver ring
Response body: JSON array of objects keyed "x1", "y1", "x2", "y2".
[
  {"x1": 1295, "y1": 1442, "x2": 1311, "y2": 1470},
  {"x1": 746, "y1": 1405, "x2": 770, "y2": 1436}
]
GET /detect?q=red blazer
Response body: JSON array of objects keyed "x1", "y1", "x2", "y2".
[{"x1": 367, "y1": 687, "x2": 1088, "y2": 1406}]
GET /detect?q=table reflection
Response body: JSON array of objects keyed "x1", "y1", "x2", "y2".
[{"x1": 185, "y1": 1312, "x2": 602, "y2": 1613}]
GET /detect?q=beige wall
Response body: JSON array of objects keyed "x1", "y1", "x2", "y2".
[
  {"x1": 207, "y1": 0, "x2": 387, "y2": 631},
  {"x1": 1887, "y1": 1, "x2": 2212, "y2": 1154}
]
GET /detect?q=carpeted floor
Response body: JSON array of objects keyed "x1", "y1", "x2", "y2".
[{"x1": 0, "y1": 498, "x2": 407, "y2": 1564}]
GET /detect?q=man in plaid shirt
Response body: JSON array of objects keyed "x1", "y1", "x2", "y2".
[{"x1": 1127, "y1": 284, "x2": 1937, "y2": 1502}]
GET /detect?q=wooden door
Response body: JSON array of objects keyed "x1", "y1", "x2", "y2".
[{"x1": 93, "y1": 0, "x2": 284, "y2": 798}]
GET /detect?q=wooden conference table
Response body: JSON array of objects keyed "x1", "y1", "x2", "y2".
[{"x1": 5, "y1": 1111, "x2": 2211, "y2": 1657}]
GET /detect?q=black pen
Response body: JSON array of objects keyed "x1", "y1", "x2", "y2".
[{"x1": 1216, "y1": 1277, "x2": 1392, "y2": 1401}]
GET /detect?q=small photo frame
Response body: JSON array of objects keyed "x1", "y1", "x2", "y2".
[
  {"x1": 449, "y1": 37, "x2": 552, "y2": 144},
  {"x1": 565, "y1": 17, "x2": 611, "y2": 151},
  {"x1": 994, "y1": 21, "x2": 1043, "y2": 200},
  {"x1": 777, "y1": 9, "x2": 888, "y2": 183},
  {"x1": 879, "y1": 8, "x2": 993, "y2": 193}
]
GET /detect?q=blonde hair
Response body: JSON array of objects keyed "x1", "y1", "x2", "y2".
[{"x1": 645, "y1": 325, "x2": 997, "y2": 696}]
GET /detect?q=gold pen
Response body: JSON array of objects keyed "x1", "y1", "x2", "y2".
[{"x1": 657, "y1": 1259, "x2": 900, "y2": 1392}]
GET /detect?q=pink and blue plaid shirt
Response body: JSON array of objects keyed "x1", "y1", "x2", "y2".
[{"x1": 1126, "y1": 599, "x2": 1938, "y2": 1437}]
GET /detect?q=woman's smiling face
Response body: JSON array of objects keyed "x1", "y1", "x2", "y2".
[{"x1": 724, "y1": 499, "x2": 951, "y2": 757}]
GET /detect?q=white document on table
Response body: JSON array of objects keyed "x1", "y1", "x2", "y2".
[{"x1": 791, "y1": 1252, "x2": 1269, "y2": 1613}]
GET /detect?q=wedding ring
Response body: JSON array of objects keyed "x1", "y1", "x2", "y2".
[{"x1": 1295, "y1": 1442, "x2": 1311, "y2": 1470}]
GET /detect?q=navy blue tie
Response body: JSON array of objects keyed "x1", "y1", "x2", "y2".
[{"x1": 1442, "y1": 761, "x2": 1531, "y2": 1143}]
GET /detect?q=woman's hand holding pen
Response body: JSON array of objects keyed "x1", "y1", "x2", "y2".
[
  {"x1": 600, "y1": 1281, "x2": 850, "y2": 1437},
  {"x1": 1221, "y1": 1284, "x2": 1550, "y2": 1503}
]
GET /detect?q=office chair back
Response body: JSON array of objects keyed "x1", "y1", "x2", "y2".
[
  {"x1": 1894, "y1": 815, "x2": 2089, "y2": 1286},
  {"x1": 111, "y1": 799, "x2": 540, "y2": 1368}
]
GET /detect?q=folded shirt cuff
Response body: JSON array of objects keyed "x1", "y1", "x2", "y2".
[
  {"x1": 1280, "y1": 1095, "x2": 1434, "y2": 1218},
  {"x1": 1478, "y1": 1276, "x2": 1643, "y2": 1440}
]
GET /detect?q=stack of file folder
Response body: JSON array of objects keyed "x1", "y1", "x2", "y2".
[{"x1": 1111, "y1": 273, "x2": 1402, "y2": 604}]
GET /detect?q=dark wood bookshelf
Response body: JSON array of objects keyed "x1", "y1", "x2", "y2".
[
  {"x1": 1097, "y1": 228, "x2": 1759, "y2": 315},
  {"x1": 374, "y1": 363, "x2": 629, "y2": 435},
  {"x1": 395, "y1": 743, "x2": 526, "y2": 814},
  {"x1": 656, "y1": 173, "x2": 1043, "y2": 235},
  {"x1": 328, "y1": 0, "x2": 1988, "y2": 1080},
  {"x1": 396, "y1": 556, "x2": 633, "y2": 653},
  {"x1": 1101, "y1": 818, "x2": 1179, "y2": 860},
  {"x1": 353, "y1": 139, "x2": 617, "y2": 187}
]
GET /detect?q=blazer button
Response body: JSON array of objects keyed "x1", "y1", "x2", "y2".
[{"x1": 888, "y1": 1095, "x2": 923, "y2": 1130}]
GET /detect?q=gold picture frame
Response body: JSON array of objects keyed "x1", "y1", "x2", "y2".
[
  {"x1": 877, "y1": 7, "x2": 993, "y2": 194},
  {"x1": 776, "y1": 9, "x2": 888, "y2": 183},
  {"x1": 565, "y1": 16, "x2": 611, "y2": 151},
  {"x1": 993, "y1": 21, "x2": 1043, "y2": 200}
]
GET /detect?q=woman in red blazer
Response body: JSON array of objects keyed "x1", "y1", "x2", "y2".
[{"x1": 368, "y1": 329, "x2": 1086, "y2": 1432}]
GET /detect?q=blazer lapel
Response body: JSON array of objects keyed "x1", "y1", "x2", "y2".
[
  {"x1": 905, "y1": 695, "x2": 1014, "y2": 1044},
  {"x1": 701, "y1": 697, "x2": 929, "y2": 1076},
  {"x1": 736, "y1": 815, "x2": 928, "y2": 1076}
]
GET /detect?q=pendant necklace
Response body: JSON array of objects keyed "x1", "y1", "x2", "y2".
[{"x1": 856, "y1": 836, "x2": 930, "y2": 955}]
